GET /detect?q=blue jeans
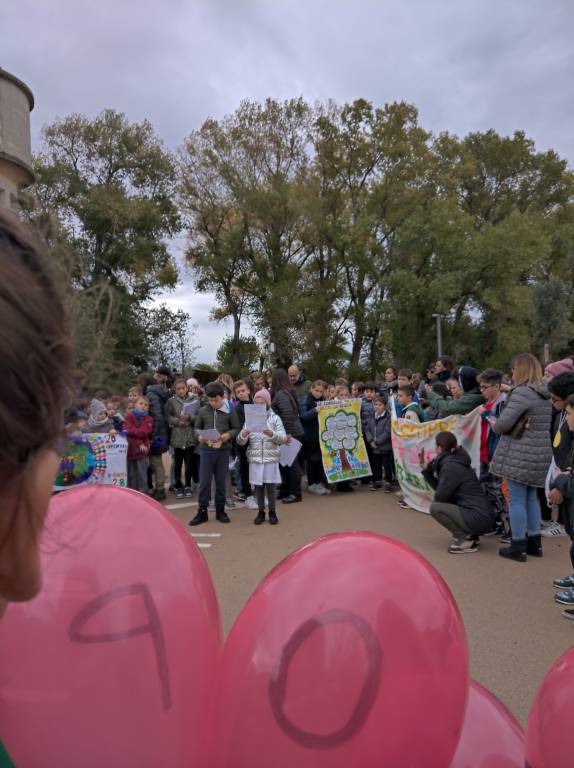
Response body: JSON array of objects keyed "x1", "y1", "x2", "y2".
[{"x1": 506, "y1": 479, "x2": 541, "y2": 539}]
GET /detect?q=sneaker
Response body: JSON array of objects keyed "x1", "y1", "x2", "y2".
[
  {"x1": 307, "y1": 484, "x2": 322, "y2": 495},
  {"x1": 500, "y1": 531, "x2": 511, "y2": 544},
  {"x1": 320, "y1": 484, "x2": 332, "y2": 494},
  {"x1": 175, "y1": 488, "x2": 184, "y2": 499},
  {"x1": 554, "y1": 574, "x2": 574, "y2": 590},
  {"x1": 234, "y1": 491, "x2": 246, "y2": 501},
  {"x1": 383, "y1": 483, "x2": 393, "y2": 493},
  {"x1": 245, "y1": 495, "x2": 259, "y2": 510},
  {"x1": 398, "y1": 500, "x2": 410, "y2": 509},
  {"x1": 449, "y1": 539, "x2": 479, "y2": 555},
  {"x1": 226, "y1": 497, "x2": 236, "y2": 509},
  {"x1": 554, "y1": 588, "x2": 574, "y2": 605},
  {"x1": 184, "y1": 486, "x2": 194, "y2": 499},
  {"x1": 562, "y1": 608, "x2": 574, "y2": 621},
  {"x1": 541, "y1": 521, "x2": 567, "y2": 538},
  {"x1": 369, "y1": 483, "x2": 379, "y2": 492},
  {"x1": 483, "y1": 521, "x2": 505, "y2": 537}
]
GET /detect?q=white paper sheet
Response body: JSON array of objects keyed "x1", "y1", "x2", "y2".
[
  {"x1": 183, "y1": 400, "x2": 200, "y2": 416},
  {"x1": 279, "y1": 437, "x2": 302, "y2": 467},
  {"x1": 196, "y1": 428, "x2": 222, "y2": 441},
  {"x1": 244, "y1": 404, "x2": 268, "y2": 433}
]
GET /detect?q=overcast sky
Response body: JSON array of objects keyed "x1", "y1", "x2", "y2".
[{"x1": 3, "y1": 0, "x2": 573, "y2": 362}]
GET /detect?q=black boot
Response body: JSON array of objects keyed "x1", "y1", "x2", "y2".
[
  {"x1": 254, "y1": 509, "x2": 265, "y2": 525},
  {"x1": 189, "y1": 508, "x2": 208, "y2": 526},
  {"x1": 216, "y1": 507, "x2": 231, "y2": 524},
  {"x1": 268, "y1": 510, "x2": 279, "y2": 525},
  {"x1": 526, "y1": 534, "x2": 543, "y2": 557},
  {"x1": 499, "y1": 538, "x2": 527, "y2": 562}
]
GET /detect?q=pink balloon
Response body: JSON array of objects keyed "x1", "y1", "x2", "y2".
[
  {"x1": 450, "y1": 680, "x2": 524, "y2": 767},
  {"x1": 0, "y1": 486, "x2": 221, "y2": 767},
  {"x1": 525, "y1": 645, "x2": 574, "y2": 768},
  {"x1": 203, "y1": 532, "x2": 469, "y2": 768}
]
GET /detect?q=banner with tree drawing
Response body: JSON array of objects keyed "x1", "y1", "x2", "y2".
[{"x1": 319, "y1": 399, "x2": 371, "y2": 483}]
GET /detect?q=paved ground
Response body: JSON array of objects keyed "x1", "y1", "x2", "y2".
[{"x1": 166, "y1": 486, "x2": 574, "y2": 725}]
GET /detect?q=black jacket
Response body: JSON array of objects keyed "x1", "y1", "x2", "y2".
[
  {"x1": 146, "y1": 384, "x2": 170, "y2": 453},
  {"x1": 422, "y1": 447, "x2": 495, "y2": 534},
  {"x1": 300, "y1": 391, "x2": 323, "y2": 461},
  {"x1": 272, "y1": 389, "x2": 304, "y2": 439}
]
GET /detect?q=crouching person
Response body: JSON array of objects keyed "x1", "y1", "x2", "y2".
[{"x1": 421, "y1": 431, "x2": 497, "y2": 554}]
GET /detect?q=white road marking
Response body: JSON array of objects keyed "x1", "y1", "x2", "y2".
[
  {"x1": 190, "y1": 533, "x2": 222, "y2": 538},
  {"x1": 165, "y1": 502, "x2": 198, "y2": 510},
  {"x1": 197, "y1": 542, "x2": 212, "y2": 549}
]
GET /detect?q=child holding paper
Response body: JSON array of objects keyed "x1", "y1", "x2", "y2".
[
  {"x1": 237, "y1": 388, "x2": 287, "y2": 525},
  {"x1": 166, "y1": 379, "x2": 199, "y2": 499}
]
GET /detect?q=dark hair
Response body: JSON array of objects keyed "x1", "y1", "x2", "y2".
[
  {"x1": 398, "y1": 368, "x2": 413, "y2": 379},
  {"x1": 565, "y1": 394, "x2": 574, "y2": 409},
  {"x1": 271, "y1": 369, "x2": 297, "y2": 401},
  {"x1": 431, "y1": 382, "x2": 449, "y2": 398},
  {"x1": 94, "y1": 388, "x2": 112, "y2": 401},
  {"x1": 205, "y1": 382, "x2": 225, "y2": 398},
  {"x1": 437, "y1": 355, "x2": 454, "y2": 371},
  {"x1": 374, "y1": 395, "x2": 388, "y2": 406},
  {"x1": 386, "y1": 365, "x2": 399, "y2": 378},
  {"x1": 173, "y1": 378, "x2": 188, "y2": 387},
  {"x1": 398, "y1": 385, "x2": 415, "y2": 398},
  {"x1": 0, "y1": 211, "x2": 73, "y2": 480},
  {"x1": 436, "y1": 431, "x2": 458, "y2": 452},
  {"x1": 548, "y1": 373, "x2": 574, "y2": 401},
  {"x1": 352, "y1": 381, "x2": 365, "y2": 392},
  {"x1": 364, "y1": 381, "x2": 378, "y2": 391},
  {"x1": 478, "y1": 368, "x2": 503, "y2": 386},
  {"x1": 137, "y1": 373, "x2": 156, "y2": 395}
]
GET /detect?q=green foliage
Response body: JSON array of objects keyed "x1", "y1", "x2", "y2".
[{"x1": 216, "y1": 335, "x2": 260, "y2": 374}]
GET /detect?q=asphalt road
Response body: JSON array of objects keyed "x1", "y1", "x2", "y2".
[{"x1": 166, "y1": 485, "x2": 574, "y2": 726}]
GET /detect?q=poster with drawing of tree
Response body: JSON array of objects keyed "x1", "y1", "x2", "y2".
[{"x1": 320, "y1": 404, "x2": 371, "y2": 482}]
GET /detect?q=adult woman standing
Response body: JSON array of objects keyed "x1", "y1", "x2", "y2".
[
  {"x1": 271, "y1": 369, "x2": 305, "y2": 504},
  {"x1": 490, "y1": 353, "x2": 552, "y2": 562}
]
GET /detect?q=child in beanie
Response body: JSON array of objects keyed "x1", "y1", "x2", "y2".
[{"x1": 83, "y1": 399, "x2": 118, "y2": 434}]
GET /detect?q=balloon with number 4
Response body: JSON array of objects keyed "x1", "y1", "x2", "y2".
[
  {"x1": 525, "y1": 645, "x2": 574, "y2": 768},
  {"x1": 203, "y1": 532, "x2": 469, "y2": 767},
  {"x1": 0, "y1": 486, "x2": 221, "y2": 767},
  {"x1": 450, "y1": 680, "x2": 524, "y2": 767}
]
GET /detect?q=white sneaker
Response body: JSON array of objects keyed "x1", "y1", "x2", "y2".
[
  {"x1": 245, "y1": 496, "x2": 258, "y2": 509},
  {"x1": 541, "y1": 521, "x2": 567, "y2": 537},
  {"x1": 307, "y1": 484, "x2": 321, "y2": 495},
  {"x1": 316, "y1": 484, "x2": 330, "y2": 495}
]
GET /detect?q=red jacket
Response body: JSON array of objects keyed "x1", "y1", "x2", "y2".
[{"x1": 124, "y1": 411, "x2": 153, "y2": 460}]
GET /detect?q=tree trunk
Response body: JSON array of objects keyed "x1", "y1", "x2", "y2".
[
  {"x1": 338, "y1": 448, "x2": 351, "y2": 472},
  {"x1": 231, "y1": 310, "x2": 242, "y2": 368}
]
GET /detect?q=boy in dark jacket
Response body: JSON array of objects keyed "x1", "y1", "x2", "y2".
[
  {"x1": 166, "y1": 379, "x2": 199, "y2": 500},
  {"x1": 300, "y1": 380, "x2": 330, "y2": 495},
  {"x1": 124, "y1": 396, "x2": 153, "y2": 493},
  {"x1": 364, "y1": 395, "x2": 394, "y2": 491},
  {"x1": 422, "y1": 431, "x2": 496, "y2": 554},
  {"x1": 190, "y1": 382, "x2": 241, "y2": 525}
]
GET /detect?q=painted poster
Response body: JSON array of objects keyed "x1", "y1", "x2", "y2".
[
  {"x1": 54, "y1": 433, "x2": 128, "y2": 491},
  {"x1": 319, "y1": 398, "x2": 372, "y2": 483},
  {"x1": 391, "y1": 402, "x2": 482, "y2": 513}
]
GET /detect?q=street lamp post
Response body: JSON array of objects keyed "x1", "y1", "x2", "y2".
[{"x1": 431, "y1": 314, "x2": 444, "y2": 358}]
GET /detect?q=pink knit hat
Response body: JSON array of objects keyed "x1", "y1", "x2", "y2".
[
  {"x1": 545, "y1": 358, "x2": 574, "y2": 378},
  {"x1": 254, "y1": 387, "x2": 272, "y2": 408},
  {"x1": 186, "y1": 377, "x2": 200, "y2": 388}
]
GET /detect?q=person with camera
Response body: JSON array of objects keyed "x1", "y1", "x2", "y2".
[{"x1": 421, "y1": 431, "x2": 497, "y2": 555}]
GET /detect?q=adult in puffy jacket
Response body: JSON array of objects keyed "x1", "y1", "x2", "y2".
[
  {"x1": 422, "y1": 431, "x2": 496, "y2": 554},
  {"x1": 490, "y1": 353, "x2": 552, "y2": 562},
  {"x1": 271, "y1": 368, "x2": 305, "y2": 504},
  {"x1": 300, "y1": 381, "x2": 329, "y2": 494},
  {"x1": 424, "y1": 365, "x2": 485, "y2": 416},
  {"x1": 237, "y1": 387, "x2": 286, "y2": 525},
  {"x1": 138, "y1": 374, "x2": 170, "y2": 500}
]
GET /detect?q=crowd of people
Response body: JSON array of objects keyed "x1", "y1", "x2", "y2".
[{"x1": 64, "y1": 353, "x2": 574, "y2": 622}]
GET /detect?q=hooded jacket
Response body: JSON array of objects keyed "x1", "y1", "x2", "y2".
[
  {"x1": 236, "y1": 409, "x2": 287, "y2": 463},
  {"x1": 422, "y1": 447, "x2": 496, "y2": 534},
  {"x1": 166, "y1": 395, "x2": 199, "y2": 449},
  {"x1": 124, "y1": 410, "x2": 153, "y2": 460},
  {"x1": 194, "y1": 400, "x2": 240, "y2": 450},
  {"x1": 490, "y1": 383, "x2": 552, "y2": 486},
  {"x1": 364, "y1": 410, "x2": 392, "y2": 454},
  {"x1": 146, "y1": 384, "x2": 170, "y2": 453}
]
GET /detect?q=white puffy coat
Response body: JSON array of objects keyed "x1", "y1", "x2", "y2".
[{"x1": 236, "y1": 409, "x2": 287, "y2": 463}]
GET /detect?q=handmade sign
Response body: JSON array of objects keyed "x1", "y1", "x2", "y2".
[
  {"x1": 391, "y1": 403, "x2": 482, "y2": 513},
  {"x1": 319, "y1": 398, "x2": 371, "y2": 483},
  {"x1": 54, "y1": 433, "x2": 128, "y2": 491}
]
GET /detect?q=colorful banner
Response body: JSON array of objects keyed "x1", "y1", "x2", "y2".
[
  {"x1": 319, "y1": 398, "x2": 371, "y2": 483},
  {"x1": 391, "y1": 404, "x2": 482, "y2": 513},
  {"x1": 54, "y1": 433, "x2": 128, "y2": 491}
]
